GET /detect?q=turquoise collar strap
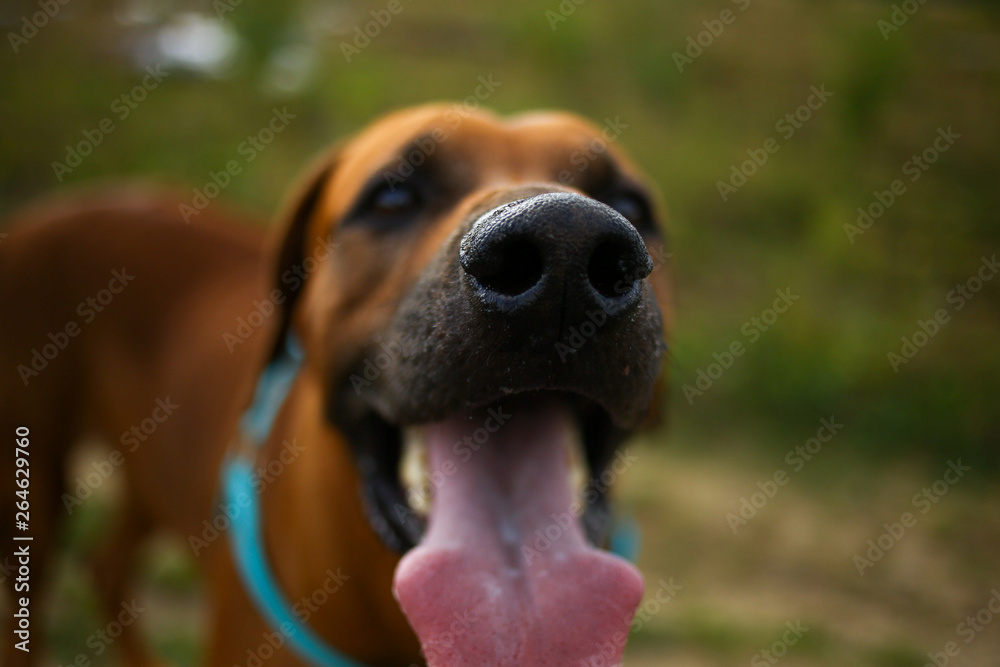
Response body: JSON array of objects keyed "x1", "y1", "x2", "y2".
[
  {"x1": 224, "y1": 459, "x2": 367, "y2": 667},
  {"x1": 239, "y1": 336, "x2": 305, "y2": 445},
  {"x1": 224, "y1": 334, "x2": 640, "y2": 667},
  {"x1": 224, "y1": 336, "x2": 368, "y2": 667},
  {"x1": 609, "y1": 513, "x2": 641, "y2": 563}
]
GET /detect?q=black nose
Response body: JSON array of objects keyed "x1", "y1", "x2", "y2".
[{"x1": 459, "y1": 192, "x2": 653, "y2": 320}]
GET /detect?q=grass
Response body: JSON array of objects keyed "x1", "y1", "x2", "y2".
[
  {"x1": 3, "y1": 0, "x2": 999, "y2": 664},
  {"x1": 619, "y1": 432, "x2": 1000, "y2": 666}
]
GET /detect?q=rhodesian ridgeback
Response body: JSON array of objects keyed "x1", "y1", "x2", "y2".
[{"x1": 0, "y1": 104, "x2": 671, "y2": 666}]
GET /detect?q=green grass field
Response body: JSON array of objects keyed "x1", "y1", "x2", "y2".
[{"x1": 3, "y1": 0, "x2": 999, "y2": 664}]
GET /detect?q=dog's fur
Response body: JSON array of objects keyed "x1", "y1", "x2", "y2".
[{"x1": 0, "y1": 104, "x2": 671, "y2": 666}]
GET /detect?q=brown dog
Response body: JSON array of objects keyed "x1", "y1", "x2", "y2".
[{"x1": 0, "y1": 104, "x2": 671, "y2": 666}]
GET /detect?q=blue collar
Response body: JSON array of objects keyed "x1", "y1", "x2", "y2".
[
  {"x1": 224, "y1": 336, "x2": 368, "y2": 667},
  {"x1": 224, "y1": 335, "x2": 639, "y2": 667}
]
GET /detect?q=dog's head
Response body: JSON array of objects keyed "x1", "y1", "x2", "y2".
[{"x1": 271, "y1": 104, "x2": 671, "y2": 665}]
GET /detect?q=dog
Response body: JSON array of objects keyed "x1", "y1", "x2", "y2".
[{"x1": 0, "y1": 104, "x2": 672, "y2": 666}]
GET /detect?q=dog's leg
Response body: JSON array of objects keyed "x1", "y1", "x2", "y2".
[{"x1": 89, "y1": 497, "x2": 155, "y2": 667}]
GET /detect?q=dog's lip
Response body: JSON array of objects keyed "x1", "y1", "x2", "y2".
[{"x1": 374, "y1": 380, "x2": 640, "y2": 432}]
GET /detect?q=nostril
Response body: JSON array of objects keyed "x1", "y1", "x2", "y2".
[
  {"x1": 467, "y1": 237, "x2": 544, "y2": 297},
  {"x1": 588, "y1": 241, "x2": 638, "y2": 300}
]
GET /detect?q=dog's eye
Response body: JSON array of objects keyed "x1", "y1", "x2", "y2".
[
  {"x1": 371, "y1": 183, "x2": 419, "y2": 214},
  {"x1": 604, "y1": 191, "x2": 652, "y2": 229},
  {"x1": 345, "y1": 180, "x2": 424, "y2": 230}
]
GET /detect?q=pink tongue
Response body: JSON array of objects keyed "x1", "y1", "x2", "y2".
[{"x1": 393, "y1": 405, "x2": 643, "y2": 666}]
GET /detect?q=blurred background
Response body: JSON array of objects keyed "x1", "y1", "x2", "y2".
[{"x1": 2, "y1": 0, "x2": 999, "y2": 665}]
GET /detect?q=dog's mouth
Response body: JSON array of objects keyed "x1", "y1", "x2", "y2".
[
  {"x1": 338, "y1": 390, "x2": 643, "y2": 666},
  {"x1": 344, "y1": 389, "x2": 629, "y2": 555}
]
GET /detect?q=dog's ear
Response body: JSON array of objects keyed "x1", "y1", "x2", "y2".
[{"x1": 267, "y1": 149, "x2": 339, "y2": 360}]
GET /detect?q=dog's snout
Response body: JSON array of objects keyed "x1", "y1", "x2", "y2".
[{"x1": 459, "y1": 192, "x2": 653, "y2": 318}]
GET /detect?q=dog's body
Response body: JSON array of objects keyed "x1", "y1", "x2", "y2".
[
  {"x1": 0, "y1": 191, "x2": 277, "y2": 665},
  {"x1": 0, "y1": 105, "x2": 671, "y2": 666}
]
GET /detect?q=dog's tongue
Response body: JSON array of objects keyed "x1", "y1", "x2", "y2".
[{"x1": 393, "y1": 405, "x2": 643, "y2": 666}]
